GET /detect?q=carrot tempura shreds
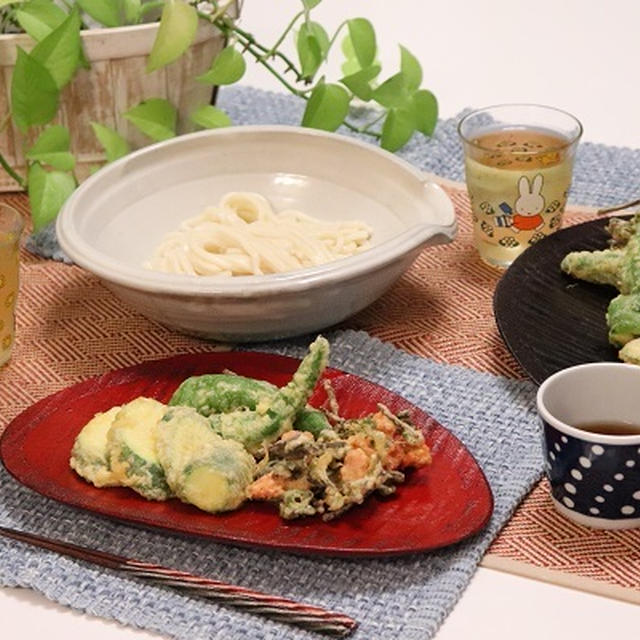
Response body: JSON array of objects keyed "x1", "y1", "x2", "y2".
[{"x1": 246, "y1": 389, "x2": 431, "y2": 521}]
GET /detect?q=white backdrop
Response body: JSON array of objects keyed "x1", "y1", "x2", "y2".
[{"x1": 239, "y1": 0, "x2": 639, "y2": 147}]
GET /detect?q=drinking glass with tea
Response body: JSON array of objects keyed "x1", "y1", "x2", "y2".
[
  {"x1": 458, "y1": 104, "x2": 582, "y2": 268},
  {"x1": 0, "y1": 204, "x2": 23, "y2": 368}
]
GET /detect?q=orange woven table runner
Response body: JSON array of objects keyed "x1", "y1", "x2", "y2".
[{"x1": 1, "y1": 184, "x2": 638, "y2": 604}]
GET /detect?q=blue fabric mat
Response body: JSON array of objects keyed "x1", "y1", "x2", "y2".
[
  {"x1": 26, "y1": 85, "x2": 640, "y2": 261},
  {"x1": 0, "y1": 330, "x2": 540, "y2": 639}
]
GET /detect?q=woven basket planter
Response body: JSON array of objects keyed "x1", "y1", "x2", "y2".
[{"x1": 0, "y1": 21, "x2": 225, "y2": 191}]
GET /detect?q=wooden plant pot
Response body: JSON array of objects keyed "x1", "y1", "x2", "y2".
[{"x1": 0, "y1": 21, "x2": 225, "y2": 191}]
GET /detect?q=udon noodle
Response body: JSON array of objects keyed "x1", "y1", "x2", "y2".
[{"x1": 145, "y1": 192, "x2": 373, "y2": 276}]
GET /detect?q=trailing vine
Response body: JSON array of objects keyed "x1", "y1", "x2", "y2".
[{"x1": 0, "y1": 0, "x2": 438, "y2": 230}]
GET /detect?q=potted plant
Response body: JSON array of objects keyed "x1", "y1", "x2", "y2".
[{"x1": 0, "y1": 0, "x2": 438, "y2": 233}]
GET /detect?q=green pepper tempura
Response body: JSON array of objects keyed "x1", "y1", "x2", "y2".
[{"x1": 561, "y1": 213, "x2": 640, "y2": 363}]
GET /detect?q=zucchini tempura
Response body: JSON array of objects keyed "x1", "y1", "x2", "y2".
[
  {"x1": 156, "y1": 406, "x2": 255, "y2": 513},
  {"x1": 69, "y1": 405, "x2": 122, "y2": 487},
  {"x1": 108, "y1": 397, "x2": 172, "y2": 501}
]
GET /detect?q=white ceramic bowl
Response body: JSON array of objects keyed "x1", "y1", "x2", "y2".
[{"x1": 57, "y1": 126, "x2": 457, "y2": 341}]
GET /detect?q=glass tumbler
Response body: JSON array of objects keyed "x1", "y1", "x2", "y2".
[
  {"x1": 458, "y1": 104, "x2": 582, "y2": 268},
  {"x1": 0, "y1": 204, "x2": 24, "y2": 367}
]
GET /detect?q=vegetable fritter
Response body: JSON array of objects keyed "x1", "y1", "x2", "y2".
[
  {"x1": 156, "y1": 406, "x2": 256, "y2": 513},
  {"x1": 69, "y1": 405, "x2": 122, "y2": 488},
  {"x1": 169, "y1": 374, "x2": 276, "y2": 415},
  {"x1": 169, "y1": 372, "x2": 331, "y2": 437},
  {"x1": 206, "y1": 336, "x2": 329, "y2": 453},
  {"x1": 562, "y1": 213, "x2": 640, "y2": 363},
  {"x1": 247, "y1": 405, "x2": 431, "y2": 521},
  {"x1": 108, "y1": 397, "x2": 172, "y2": 501}
]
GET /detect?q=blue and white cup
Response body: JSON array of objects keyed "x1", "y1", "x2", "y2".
[{"x1": 537, "y1": 363, "x2": 640, "y2": 529}]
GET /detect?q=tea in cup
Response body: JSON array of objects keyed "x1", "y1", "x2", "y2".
[
  {"x1": 458, "y1": 104, "x2": 582, "y2": 268},
  {"x1": 0, "y1": 204, "x2": 23, "y2": 367},
  {"x1": 537, "y1": 363, "x2": 640, "y2": 529}
]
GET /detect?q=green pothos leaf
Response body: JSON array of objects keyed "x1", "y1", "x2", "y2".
[
  {"x1": 302, "y1": 81, "x2": 350, "y2": 132},
  {"x1": 25, "y1": 125, "x2": 75, "y2": 171},
  {"x1": 372, "y1": 72, "x2": 411, "y2": 110},
  {"x1": 197, "y1": 46, "x2": 246, "y2": 85},
  {"x1": 27, "y1": 162, "x2": 76, "y2": 231},
  {"x1": 296, "y1": 21, "x2": 329, "y2": 79},
  {"x1": 380, "y1": 107, "x2": 416, "y2": 152},
  {"x1": 189, "y1": 105, "x2": 232, "y2": 129},
  {"x1": 301, "y1": 0, "x2": 322, "y2": 8},
  {"x1": 123, "y1": 98, "x2": 177, "y2": 141},
  {"x1": 122, "y1": 0, "x2": 141, "y2": 23},
  {"x1": 346, "y1": 18, "x2": 376, "y2": 69},
  {"x1": 146, "y1": 0, "x2": 198, "y2": 72},
  {"x1": 412, "y1": 89, "x2": 438, "y2": 136},
  {"x1": 31, "y1": 7, "x2": 81, "y2": 89},
  {"x1": 90, "y1": 122, "x2": 131, "y2": 163},
  {"x1": 76, "y1": 0, "x2": 122, "y2": 28},
  {"x1": 340, "y1": 64, "x2": 381, "y2": 101},
  {"x1": 339, "y1": 33, "x2": 360, "y2": 76},
  {"x1": 400, "y1": 45, "x2": 422, "y2": 91},
  {"x1": 14, "y1": 0, "x2": 67, "y2": 41},
  {"x1": 11, "y1": 48, "x2": 59, "y2": 133}
]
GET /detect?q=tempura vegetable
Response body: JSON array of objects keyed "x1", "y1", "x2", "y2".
[
  {"x1": 207, "y1": 336, "x2": 329, "y2": 453},
  {"x1": 69, "y1": 406, "x2": 122, "y2": 487},
  {"x1": 169, "y1": 374, "x2": 276, "y2": 414},
  {"x1": 607, "y1": 293, "x2": 640, "y2": 347},
  {"x1": 169, "y1": 372, "x2": 331, "y2": 436},
  {"x1": 619, "y1": 234, "x2": 640, "y2": 294},
  {"x1": 107, "y1": 397, "x2": 172, "y2": 501},
  {"x1": 294, "y1": 408, "x2": 331, "y2": 437},
  {"x1": 560, "y1": 249, "x2": 624, "y2": 288},
  {"x1": 69, "y1": 336, "x2": 431, "y2": 522},
  {"x1": 619, "y1": 337, "x2": 640, "y2": 364},
  {"x1": 562, "y1": 212, "x2": 640, "y2": 361},
  {"x1": 156, "y1": 406, "x2": 255, "y2": 513},
  {"x1": 606, "y1": 213, "x2": 640, "y2": 248},
  {"x1": 247, "y1": 405, "x2": 431, "y2": 521}
]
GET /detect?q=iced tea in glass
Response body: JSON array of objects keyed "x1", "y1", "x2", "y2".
[
  {"x1": 0, "y1": 204, "x2": 23, "y2": 367},
  {"x1": 458, "y1": 104, "x2": 582, "y2": 268}
]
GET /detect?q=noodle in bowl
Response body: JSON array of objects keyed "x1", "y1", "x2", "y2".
[
  {"x1": 146, "y1": 192, "x2": 372, "y2": 277},
  {"x1": 56, "y1": 126, "x2": 457, "y2": 341}
]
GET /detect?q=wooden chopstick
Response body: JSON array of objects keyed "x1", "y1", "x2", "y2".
[
  {"x1": 0, "y1": 525, "x2": 357, "y2": 637},
  {"x1": 597, "y1": 197, "x2": 640, "y2": 215}
]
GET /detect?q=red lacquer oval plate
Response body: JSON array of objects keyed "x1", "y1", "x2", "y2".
[{"x1": 0, "y1": 352, "x2": 493, "y2": 557}]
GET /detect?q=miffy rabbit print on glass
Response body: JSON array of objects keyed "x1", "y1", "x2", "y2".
[
  {"x1": 513, "y1": 174, "x2": 545, "y2": 233},
  {"x1": 458, "y1": 105, "x2": 582, "y2": 268}
]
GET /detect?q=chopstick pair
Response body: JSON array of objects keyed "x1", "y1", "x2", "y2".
[{"x1": 0, "y1": 525, "x2": 357, "y2": 637}]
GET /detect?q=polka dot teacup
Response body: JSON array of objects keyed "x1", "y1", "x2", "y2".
[{"x1": 537, "y1": 363, "x2": 640, "y2": 529}]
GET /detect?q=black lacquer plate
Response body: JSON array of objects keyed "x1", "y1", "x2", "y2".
[{"x1": 493, "y1": 216, "x2": 628, "y2": 385}]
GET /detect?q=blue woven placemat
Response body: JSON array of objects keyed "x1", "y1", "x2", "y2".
[
  {"x1": 0, "y1": 330, "x2": 540, "y2": 639},
  {"x1": 26, "y1": 85, "x2": 640, "y2": 261}
]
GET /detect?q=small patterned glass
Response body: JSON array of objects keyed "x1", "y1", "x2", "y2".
[
  {"x1": 0, "y1": 204, "x2": 24, "y2": 368},
  {"x1": 458, "y1": 104, "x2": 582, "y2": 268}
]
